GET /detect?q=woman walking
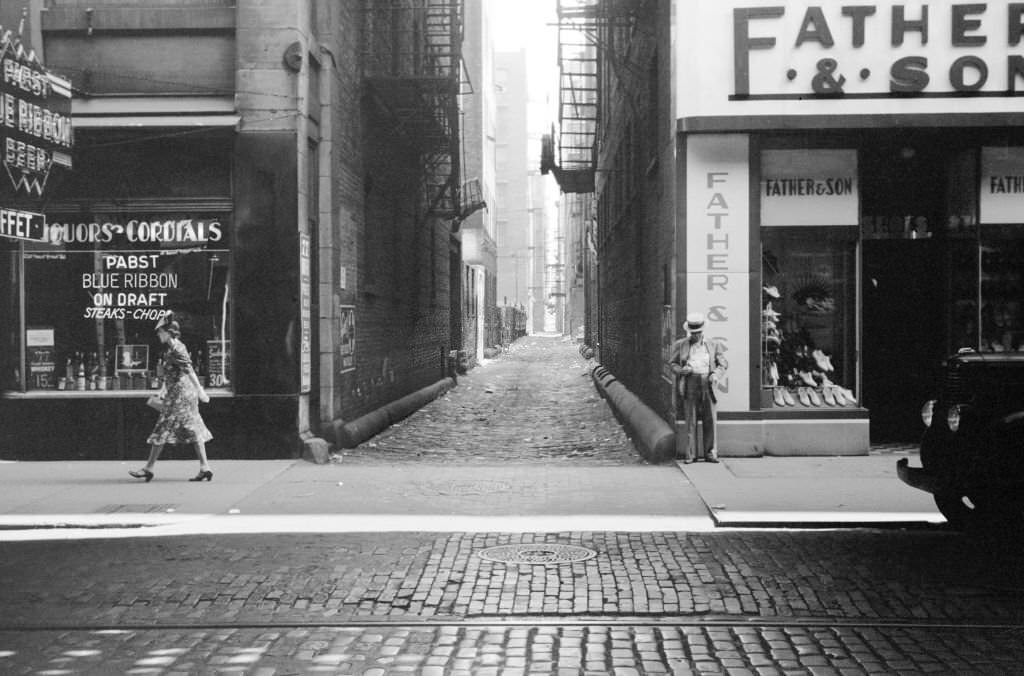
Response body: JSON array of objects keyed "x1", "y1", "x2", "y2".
[{"x1": 130, "y1": 317, "x2": 213, "y2": 482}]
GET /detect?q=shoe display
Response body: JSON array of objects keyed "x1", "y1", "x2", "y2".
[
  {"x1": 797, "y1": 388, "x2": 811, "y2": 406},
  {"x1": 807, "y1": 388, "x2": 822, "y2": 406},
  {"x1": 812, "y1": 349, "x2": 834, "y2": 372},
  {"x1": 822, "y1": 387, "x2": 837, "y2": 406},
  {"x1": 837, "y1": 387, "x2": 857, "y2": 405},
  {"x1": 769, "y1": 362, "x2": 779, "y2": 386},
  {"x1": 798, "y1": 370, "x2": 817, "y2": 387},
  {"x1": 763, "y1": 285, "x2": 780, "y2": 298},
  {"x1": 773, "y1": 387, "x2": 785, "y2": 406},
  {"x1": 782, "y1": 389, "x2": 796, "y2": 406},
  {"x1": 763, "y1": 302, "x2": 781, "y2": 322}
]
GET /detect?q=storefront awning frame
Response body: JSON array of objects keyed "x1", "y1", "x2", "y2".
[{"x1": 71, "y1": 95, "x2": 238, "y2": 129}]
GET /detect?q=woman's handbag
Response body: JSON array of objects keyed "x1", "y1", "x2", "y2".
[{"x1": 146, "y1": 393, "x2": 166, "y2": 412}]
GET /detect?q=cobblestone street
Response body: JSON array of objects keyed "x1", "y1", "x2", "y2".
[
  {"x1": 1, "y1": 528, "x2": 1023, "y2": 673},
  {"x1": 341, "y1": 336, "x2": 641, "y2": 465},
  {"x1": 1, "y1": 337, "x2": 1022, "y2": 674},
  {"x1": 4, "y1": 623, "x2": 1024, "y2": 675},
  {"x1": 1, "y1": 531, "x2": 1022, "y2": 628}
]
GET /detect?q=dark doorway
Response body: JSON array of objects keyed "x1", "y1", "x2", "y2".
[
  {"x1": 861, "y1": 240, "x2": 946, "y2": 442},
  {"x1": 449, "y1": 238, "x2": 462, "y2": 377},
  {"x1": 859, "y1": 136, "x2": 953, "y2": 443}
]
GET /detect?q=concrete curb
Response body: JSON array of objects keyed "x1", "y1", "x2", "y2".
[
  {"x1": 331, "y1": 377, "x2": 457, "y2": 449},
  {"x1": 591, "y1": 365, "x2": 675, "y2": 464}
]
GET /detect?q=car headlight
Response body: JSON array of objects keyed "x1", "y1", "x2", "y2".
[
  {"x1": 947, "y1": 404, "x2": 961, "y2": 433},
  {"x1": 921, "y1": 400, "x2": 935, "y2": 427}
]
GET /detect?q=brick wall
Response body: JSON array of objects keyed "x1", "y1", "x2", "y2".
[
  {"x1": 326, "y1": 1, "x2": 455, "y2": 424},
  {"x1": 594, "y1": 2, "x2": 675, "y2": 419}
]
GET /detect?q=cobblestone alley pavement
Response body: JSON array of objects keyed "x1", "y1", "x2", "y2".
[
  {"x1": 1, "y1": 337, "x2": 1023, "y2": 674},
  {"x1": 340, "y1": 335, "x2": 641, "y2": 465}
]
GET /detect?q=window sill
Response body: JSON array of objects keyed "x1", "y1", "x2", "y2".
[{"x1": 2, "y1": 388, "x2": 234, "y2": 399}]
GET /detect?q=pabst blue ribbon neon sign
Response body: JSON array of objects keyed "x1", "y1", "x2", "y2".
[{"x1": 0, "y1": 25, "x2": 73, "y2": 197}]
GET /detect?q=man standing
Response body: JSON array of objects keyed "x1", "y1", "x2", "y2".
[{"x1": 670, "y1": 312, "x2": 727, "y2": 463}]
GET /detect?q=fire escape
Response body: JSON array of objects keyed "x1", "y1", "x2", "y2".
[
  {"x1": 541, "y1": 0, "x2": 599, "y2": 194},
  {"x1": 363, "y1": 0, "x2": 464, "y2": 221},
  {"x1": 543, "y1": 0, "x2": 642, "y2": 194}
]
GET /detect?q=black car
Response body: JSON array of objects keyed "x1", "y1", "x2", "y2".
[{"x1": 897, "y1": 349, "x2": 1024, "y2": 529}]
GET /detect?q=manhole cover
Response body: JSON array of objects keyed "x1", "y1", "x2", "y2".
[{"x1": 476, "y1": 543, "x2": 597, "y2": 565}]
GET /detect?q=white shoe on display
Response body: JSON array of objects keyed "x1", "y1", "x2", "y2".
[
  {"x1": 822, "y1": 388, "x2": 837, "y2": 406},
  {"x1": 798, "y1": 370, "x2": 817, "y2": 387},
  {"x1": 807, "y1": 388, "x2": 822, "y2": 406},
  {"x1": 773, "y1": 387, "x2": 785, "y2": 406},
  {"x1": 812, "y1": 349, "x2": 834, "y2": 372},
  {"x1": 797, "y1": 388, "x2": 811, "y2": 406}
]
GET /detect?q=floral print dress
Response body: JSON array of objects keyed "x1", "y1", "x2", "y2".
[{"x1": 147, "y1": 338, "x2": 212, "y2": 445}]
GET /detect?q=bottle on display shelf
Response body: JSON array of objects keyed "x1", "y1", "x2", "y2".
[
  {"x1": 64, "y1": 356, "x2": 74, "y2": 386},
  {"x1": 149, "y1": 355, "x2": 160, "y2": 389},
  {"x1": 87, "y1": 352, "x2": 98, "y2": 389},
  {"x1": 75, "y1": 357, "x2": 86, "y2": 391}
]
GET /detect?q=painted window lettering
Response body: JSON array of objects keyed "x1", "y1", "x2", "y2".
[
  {"x1": 989, "y1": 175, "x2": 1024, "y2": 193},
  {"x1": 764, "y1": 177, "x2": 854, "y2": 196},
  {"x1": 47, "y1": 219, "x2": 223, "y2": 245}
]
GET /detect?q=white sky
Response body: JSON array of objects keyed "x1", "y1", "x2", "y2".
[
  {"x1": 485, "y1": 0, "x2": 560, "y2": 132},
  {"x1": 486, "y1": 0, "x2": 557, "y2": 51}
]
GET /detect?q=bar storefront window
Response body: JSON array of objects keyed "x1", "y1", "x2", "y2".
[{"x1": 7, "y1": 212, "x2": 231, "y2": 395}]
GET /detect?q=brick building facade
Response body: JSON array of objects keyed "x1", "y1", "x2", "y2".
[{"x1": 0, "y1": 0, "x2": 466, "y2": 460}]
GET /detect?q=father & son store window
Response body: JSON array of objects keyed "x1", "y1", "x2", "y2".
[{"x1": 759, "y1": 148, "x2": 858, "y2": 410}]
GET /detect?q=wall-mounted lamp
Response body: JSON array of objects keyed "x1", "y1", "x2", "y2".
[
  {"x1": 283, "y1": 42, "x2": 303, "y2": 72},
  {"x1": 899, "y1": 146, "x2": 916, "y2": 160},
  {"x1": 85, "y1": 8, "x2": 94, "y2": 37}
]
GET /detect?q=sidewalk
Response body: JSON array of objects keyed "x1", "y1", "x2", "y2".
[
  {"x1": 679, "y1": 453, "x2": 943, "y2": 528},
  {"x1": 0, "y1": 451, "x2": 943, "y2": 539}
]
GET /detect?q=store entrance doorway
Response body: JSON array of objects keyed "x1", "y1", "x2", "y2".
[
  {"x1": 859, "y1": 135, "x2": 957, "y2": 443},
  {"x1": 861, "y1": 240, "x2": 946, "y2": 442}
]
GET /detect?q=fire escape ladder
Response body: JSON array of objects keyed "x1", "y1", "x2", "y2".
[
  {"x1": 363, "y1": 0, "x2": 464, "y2": 220},
  {"x1": 548, "y1": 0, "x2": 600, "y2": 193},
  {"x1": 546, "y1": 0, "x2": 642, "y2": 193}
]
